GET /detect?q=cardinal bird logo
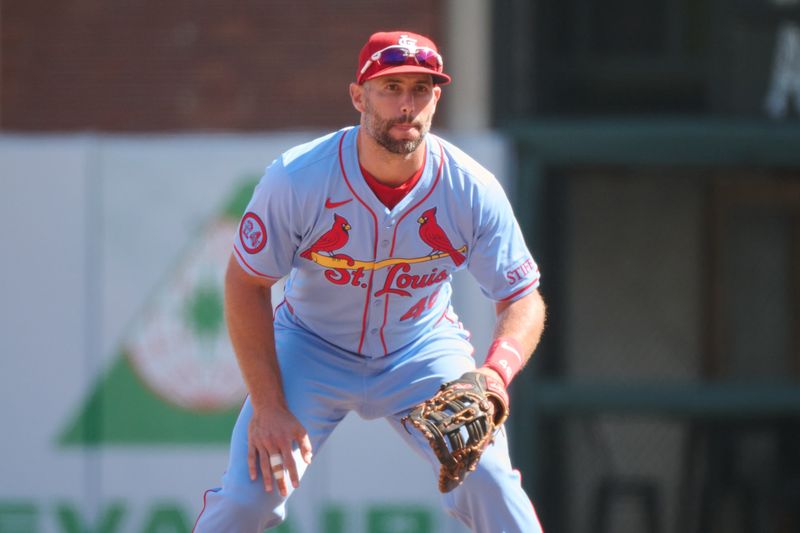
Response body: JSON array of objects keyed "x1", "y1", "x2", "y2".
[
  {"x1": 417, "y1": 207, "x2": 466, "y2": 266},
  {"x1": 300, "y1": 213, "x2": 352, "y2": 259}
]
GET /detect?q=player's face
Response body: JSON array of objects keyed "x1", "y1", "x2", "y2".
[{"x1": 357, "y1": 74, "x2": 441, "y2": 155}]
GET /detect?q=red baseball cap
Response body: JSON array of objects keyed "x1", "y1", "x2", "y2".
[{"x1": 356, "y1": 31, "x2": 451, "y2": 85}]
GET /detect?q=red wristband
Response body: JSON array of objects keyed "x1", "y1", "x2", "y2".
[{"x1": 482, "y1": 337, "x2": 525, "y2": 387}]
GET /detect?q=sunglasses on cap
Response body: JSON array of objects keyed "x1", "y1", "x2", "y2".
[{"x1": 359, "y1": 44, "x2": 444, "y2": 78}]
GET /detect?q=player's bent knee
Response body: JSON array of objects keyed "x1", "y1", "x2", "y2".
[
  {"x1": 195, "y1": 484, "x2": 288, "y2": 532},
  {"x1": 440, "y1": 464, "x2": 534, "y2": 531},
  {"x1": 234, "y1": 488, "x2": 288, "y2": 529}
]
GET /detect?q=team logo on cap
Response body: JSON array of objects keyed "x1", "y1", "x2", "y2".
[
  {"x1": 240, "y1": 212, "x2": 267, "y2": 254},
  {"x1": 398, "y1": 34, "x2": 418, "y2": 49}
]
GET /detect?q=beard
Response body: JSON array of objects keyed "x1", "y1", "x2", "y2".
[{"x1": 363, "y1": 102, "x2": 431, "y2": 155}]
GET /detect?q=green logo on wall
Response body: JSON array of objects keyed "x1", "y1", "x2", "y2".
[{"x1": 59, "y1": 179, "x2": 260, "y2": 446}]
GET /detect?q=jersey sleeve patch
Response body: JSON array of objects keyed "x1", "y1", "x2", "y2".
[{"x1": 239, "y1": 212, "x2": 267, "y2": 254}]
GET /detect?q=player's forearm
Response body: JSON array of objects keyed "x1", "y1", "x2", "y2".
[
  {"x1": 493, "y1": 289, "x2": 546, "y2": 361},
  {"x1": 224, "y1": 258, "x2": 287, "y2": 412},
  {"x1": 481, "y1": 289, "x2": 546, "y2": 386}
]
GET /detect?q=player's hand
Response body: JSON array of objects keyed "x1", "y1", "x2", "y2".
[{"x1": 247, "y1": 405, "x2": 313, "y2": 496}]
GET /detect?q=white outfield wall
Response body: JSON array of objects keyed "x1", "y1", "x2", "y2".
[{"x1": 0, "y1": 132, "x2": 514, "y2": 533}]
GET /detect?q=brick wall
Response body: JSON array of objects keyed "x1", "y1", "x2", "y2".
[{"x1": 1, "y1": 0, "x2": 444, "y2": 131}]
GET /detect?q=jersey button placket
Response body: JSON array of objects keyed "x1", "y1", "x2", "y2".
[{"x1": 362, "y1": 231, "x2": 383, "y2": 355}]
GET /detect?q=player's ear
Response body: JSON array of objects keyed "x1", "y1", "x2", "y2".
[
  {"x1": 350, "y1": 83, "x2": 366, "y2": 113},
  {"x1": 433, "y1": 85, "x2": 442, "y2": 102}
]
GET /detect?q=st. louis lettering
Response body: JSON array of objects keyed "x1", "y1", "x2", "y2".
[
  {"x1": 325, "y1": 266, "x2": 367, "y2": 286},
  {"x1": 375, "y1": 263, "x2": 449, "y2": 298}
]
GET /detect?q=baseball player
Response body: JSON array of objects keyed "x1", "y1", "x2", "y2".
[{"x1": 193, "y1": 30, "x2": 546, "y2": 533}]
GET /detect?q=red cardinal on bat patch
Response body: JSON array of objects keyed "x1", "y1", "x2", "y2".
[
  {"x1": 417, "y1": 207, "x2": 465, "y2": 266},
  {"x1": 300, "y1": 213, "x2": 352, "y2": 259}
]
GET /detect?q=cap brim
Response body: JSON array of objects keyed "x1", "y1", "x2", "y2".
[{"x1": 362, "y1": 64, "x2": 451, "y2": 85}]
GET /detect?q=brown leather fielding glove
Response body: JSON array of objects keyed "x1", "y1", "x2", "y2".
[{"x1": 401, "y1": 371, "x2": 509, "y2": 493}]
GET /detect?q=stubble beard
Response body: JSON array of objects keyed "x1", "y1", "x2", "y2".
[{"x1": 363, "y1": 102, "x2": 431, "y2": 155}]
